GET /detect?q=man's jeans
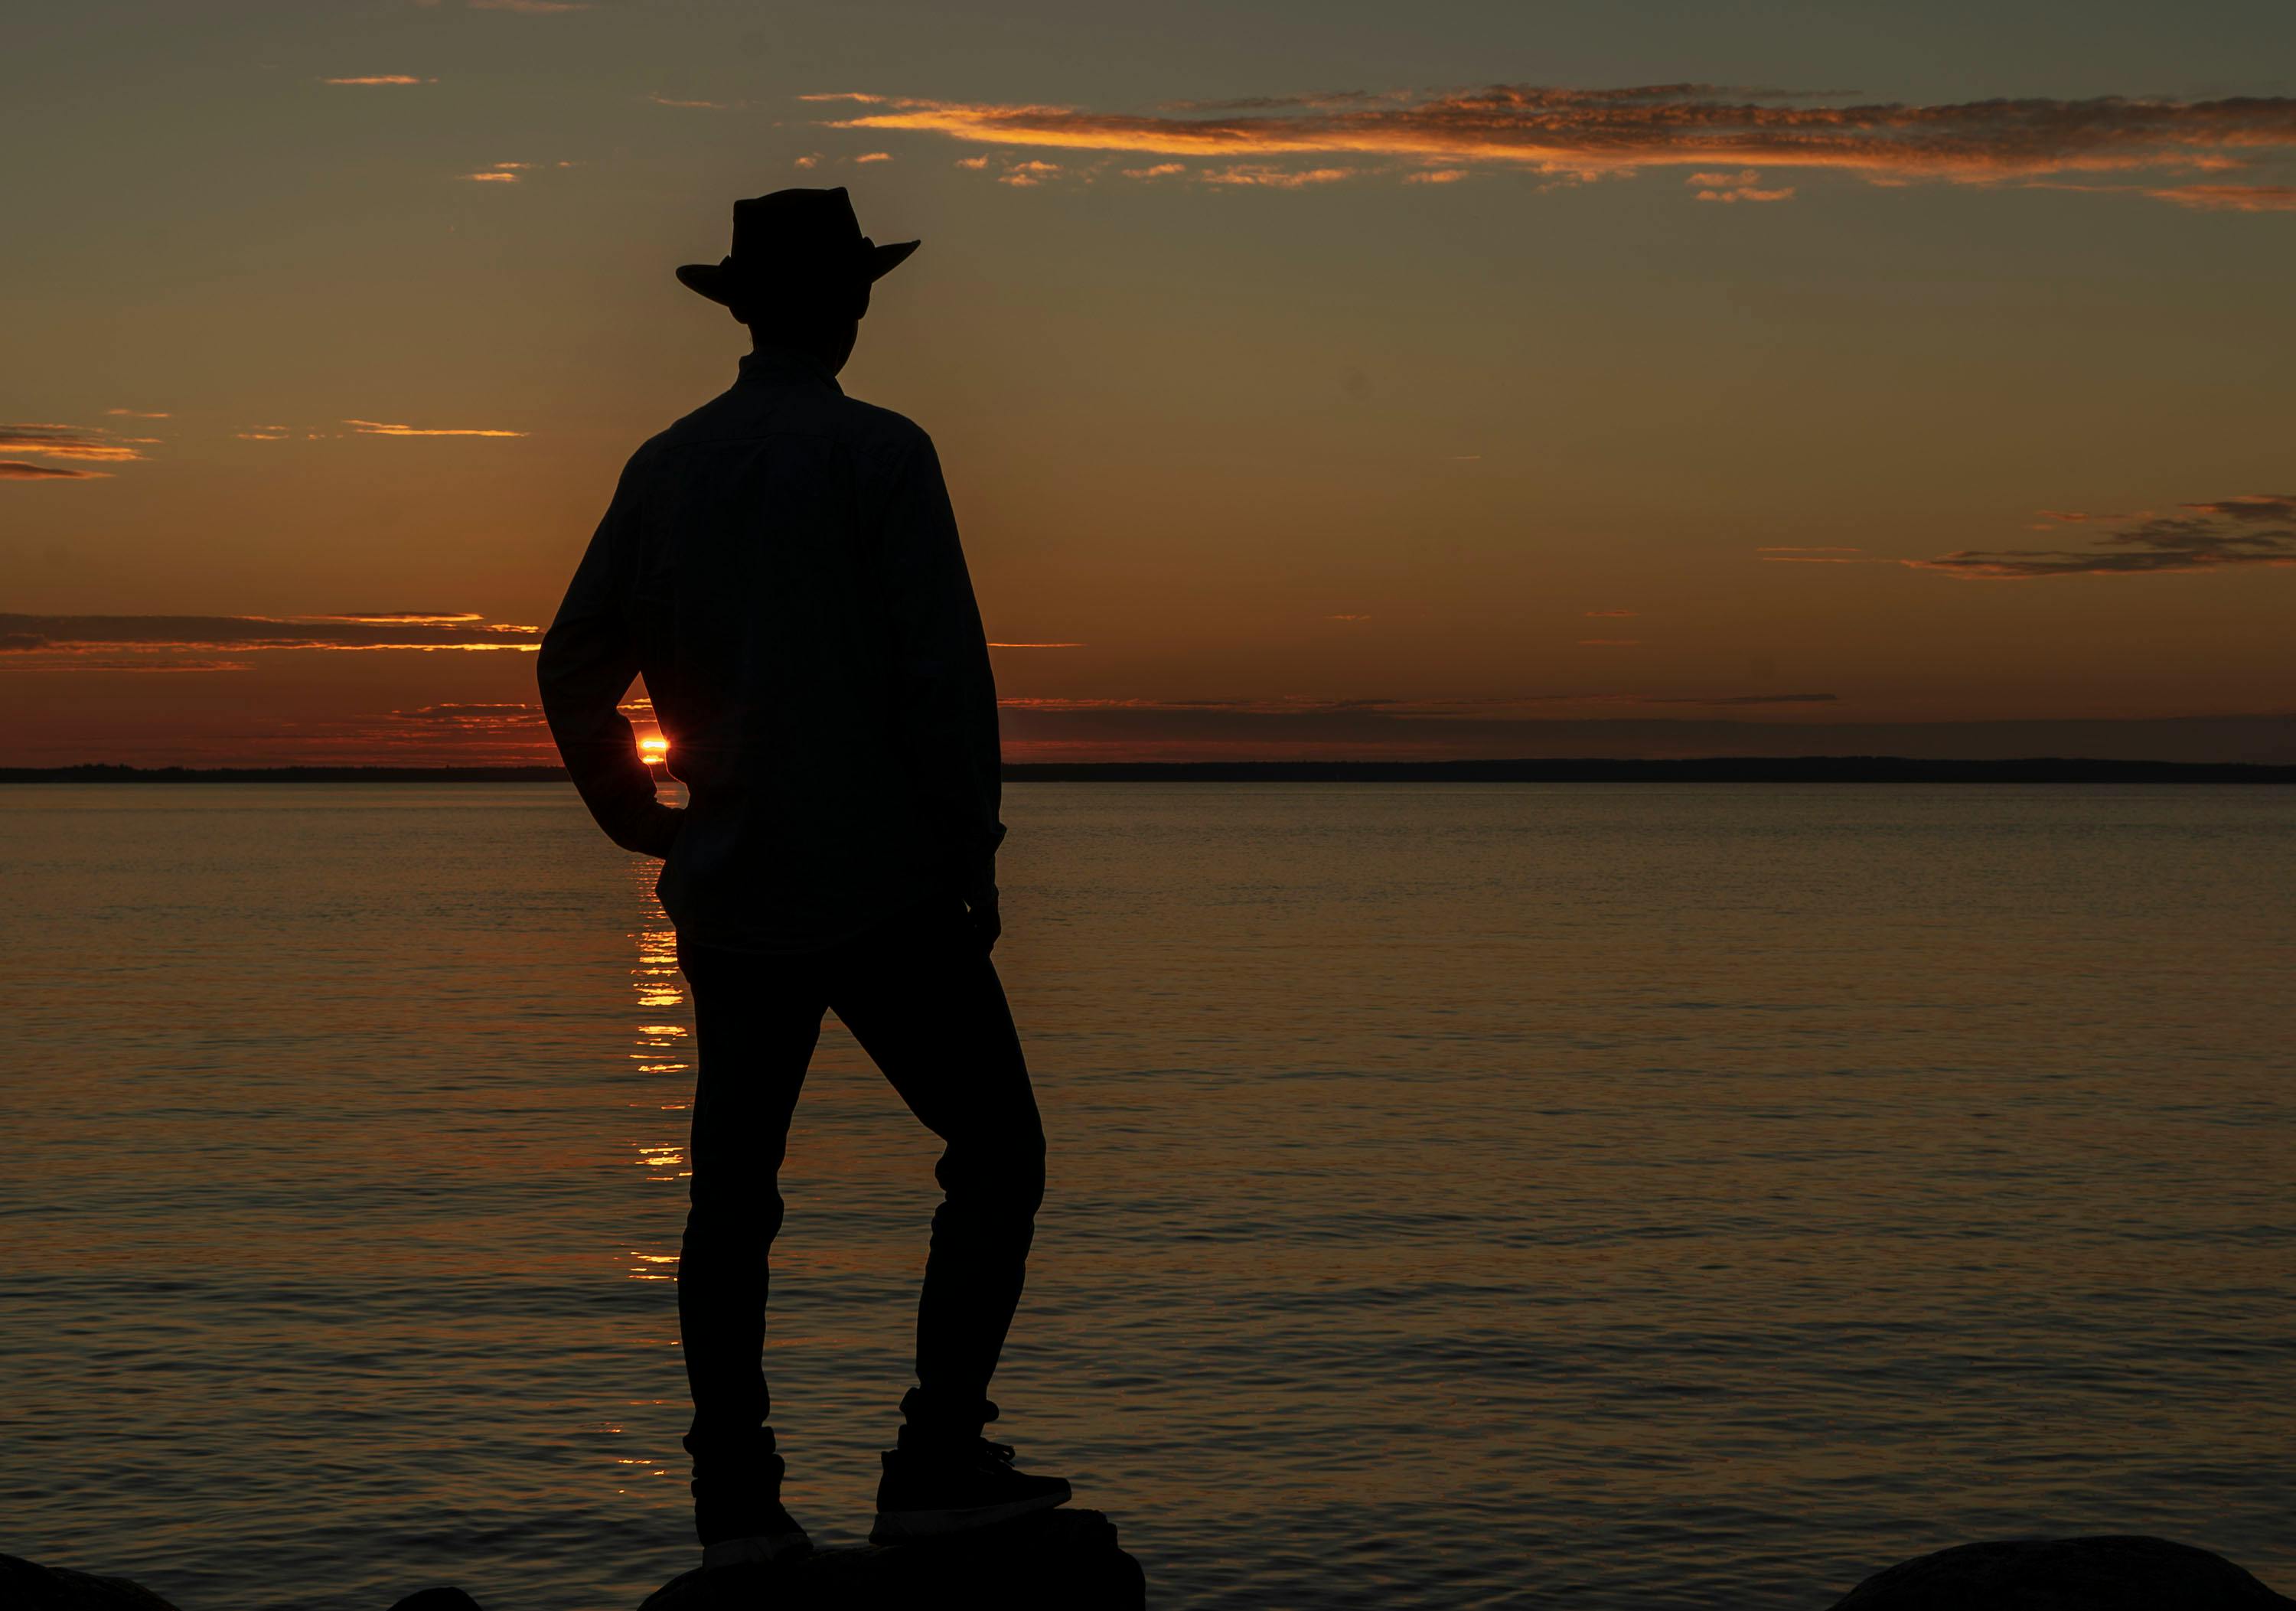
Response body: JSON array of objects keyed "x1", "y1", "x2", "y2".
[{"x1": 674, "y1": 895, "x2": 1045, "y2": 1513}]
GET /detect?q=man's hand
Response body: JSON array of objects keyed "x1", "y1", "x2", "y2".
[{"x1": 962, "y1": 878, "x2": 1001, "y2": 952}]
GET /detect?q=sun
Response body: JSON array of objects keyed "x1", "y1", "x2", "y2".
[{"x1": 638, "y1": 735, "x2": 669, "y2": 764}]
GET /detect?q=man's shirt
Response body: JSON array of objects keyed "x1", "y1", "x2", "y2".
[{"x1": 537, "y1": 345, "x2": 1005, "y2": 952}]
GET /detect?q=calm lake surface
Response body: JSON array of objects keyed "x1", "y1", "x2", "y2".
[{"x1": 5, "y1": 782, "x2": 2293, "y2": 1610}]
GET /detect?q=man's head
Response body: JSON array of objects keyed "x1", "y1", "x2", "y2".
[
  {"x1": 729, "y1": 278, "x2": 869, "y2": 376},
  {"x1": 675, "y1": 188, "x2": 917, "y2": 375}
]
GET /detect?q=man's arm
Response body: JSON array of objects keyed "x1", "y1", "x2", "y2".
[
  {"x1": 873, "y1": 430, "x2": 1006, "y2": 928},
  {"x1": 537, "y1": 458, "x2": 683, "y2": 859}
]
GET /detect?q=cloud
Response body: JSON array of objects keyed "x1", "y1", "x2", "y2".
[
  {"x1": 1908, "y1": 494, "x2": 2296, "y2": 577},
  {"x1": 0, "y1": 613, "x2": 544, "y2": 667},
  {"x1": 955, "y1": 155, "x2": 991, "y2": 170},
  {"x1": 1405, "y1": 167, "x2": 1470, "y2": 184},
  {"x1": 1121, "y1": 161, "x2": 1185, "y2": 178},
  {"x1": 2144, "y1": 183, "x2": 2296, "y2": 211},
  {"x1": 2, "y1": 461, "x2": 109, "y2": 481},
  {"x1": 1198, "y1": 164, "x2": 1357, "y2": 188},
  {"x1": 460, "y1": 161, "x2": 536, "y2": 183},
  {"x1": 1688, "y1": 168, "x2": 1795, "y2": 202},
  {"x1": 104, "y1": 408, "x2": 170, "y2": 419},
  {"x1": 794, "y1": 154, "x2": 821, "y2": 168},
  {"x1": 810, "y1": 84, "x2": 2296, "y2": 199},
  {"x1": 0, "y1": 422, "x2": 149, "y2": 462},
  {"x1": 323, "y1": 75, "x2": 435, "y2": 86},
  {"x1": 390, "y1": 701, "x2": 550, "y2": 729},
  {"x1": 649, "y1": 95, "x2": 730, "y2": 109},
  {"x1": 998, "y1": 159, "x2": 1062, "y2": 187},
  {"x1": 852, "y1": 151, "x2": 893, "y2": 163},
  {"x1": 344, "y1": 418, "x2": 525, "y2": 438}
]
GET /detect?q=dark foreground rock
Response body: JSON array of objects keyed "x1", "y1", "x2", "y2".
[
  {"x1": 1, "y1": 1554, "x2": 182, "y2": 1611},
  {"x1": 641, "y1": 1508, "x2": 1146, "y2": 1611},
  {"x1": 1828, "y1": 1535, "x2": 2294, "y2": 1610}
]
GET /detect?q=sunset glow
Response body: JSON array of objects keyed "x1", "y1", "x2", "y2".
[{"x1": 3, "y1": 5, "x2": 2291, "y2": 767}]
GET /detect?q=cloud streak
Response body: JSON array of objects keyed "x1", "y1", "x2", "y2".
[
  {"x1": 0, "y1": 613, "x2": 544, "y2": 667},
  {"x1": 0, "y1": 422, "x2": 152, "y2": 462},
  {"x1": 1909, "y1": 495, "x2": 2296, "y2": 577},
  {"x1": 2144, "y1": 183, "x2": 2296, "y2": 211},
  {"x1": 814, "y1": 84, "x2": 2296, "y2": 201},
  {"x1": 323, "y1": 76, "x2": 435, "y2": 86},
  {"x1": 2, "y1": 461, "x2": 109, "y2": 481},
  {"x1": 344, "y1": 418, "x2": 526, "y2": 438}
]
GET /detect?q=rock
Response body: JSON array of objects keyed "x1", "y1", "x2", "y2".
[
  {"x1": 1827, "y1": 1535, "x2": 2294, "y2": 1610},
  {"x1": 639, "y1": 1508, "x2": 1146, "y2": 1611},
  {"x1": 386, "y1": 1592, "x2": 486, "y2": 1611},
  {"x1": 0, "y1": 1554, "x2": 182, "y2": 1611}
]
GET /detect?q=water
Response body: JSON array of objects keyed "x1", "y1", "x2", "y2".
[{"x1": 5, "y1": 782, "x2": 2292, "y2": 1609}]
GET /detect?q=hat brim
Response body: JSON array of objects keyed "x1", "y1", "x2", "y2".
[{"x1": 676, "y1": 240, "x2": 920, "y2": 307}]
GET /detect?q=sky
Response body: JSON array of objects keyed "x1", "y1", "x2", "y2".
[{"x1": 5, "y1": 0, "x2": 2294, "y2": 765}]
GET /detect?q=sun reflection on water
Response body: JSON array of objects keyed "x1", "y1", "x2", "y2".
[{"x1": 625, "y1": 862, "x2": 691, "y2": 1306}]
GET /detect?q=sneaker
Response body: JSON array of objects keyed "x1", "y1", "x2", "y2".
[
  {"x1": 869, "y1": 1438, "x2": 1072, "y2": 1544},
  {"x1": 699, "y1": 1500, "x2": 814, "y2": 1570}
]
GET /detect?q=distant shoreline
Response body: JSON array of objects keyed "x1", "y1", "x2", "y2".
[{"x1": 5, "y1": 758, "x2": 2293, "y2": 784}]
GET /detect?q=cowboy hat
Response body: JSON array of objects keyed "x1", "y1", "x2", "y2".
[{"x1": 676, "y1": 186, "x2": 919, "y2": 308}]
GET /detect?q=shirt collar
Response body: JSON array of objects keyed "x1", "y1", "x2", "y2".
[{"x1": 737, "y1": 344, "x2": 844, "y2": 393}]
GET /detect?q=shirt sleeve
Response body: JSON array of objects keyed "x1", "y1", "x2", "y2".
[
  {"x1": 536, "y1": 455, "x2": 683, "y2": 859},
  {"x1": 872, "y1": 430, "x2": 1006, "y2": 891}
]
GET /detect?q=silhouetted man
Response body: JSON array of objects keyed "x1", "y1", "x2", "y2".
[{"x1": 537, "y1": 188, "x2": 1068, "y2": 1568}]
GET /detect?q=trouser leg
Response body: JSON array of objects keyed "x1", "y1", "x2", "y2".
[
  {"x1": 827, "y1": 899, "x2": 1047, "y2": 1447},
  {"x1": 675, "y1": 938, "x2": 823, "y2": 1523}
]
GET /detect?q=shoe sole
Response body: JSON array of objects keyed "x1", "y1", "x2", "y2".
[{"x1": 867, "y1": 1489, "x2": 1070, "y2": 1545}]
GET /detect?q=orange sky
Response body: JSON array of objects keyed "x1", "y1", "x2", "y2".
[{"x1": 4, "y1": 2, "x2": 2293, "y2": 765}]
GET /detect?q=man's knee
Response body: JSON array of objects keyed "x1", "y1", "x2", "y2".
[
  {"x1": 938, "y1": 1130, "x2": 1045, "y2": 1221},
  {"x1": 685, "y1": 1174, "x2": 787, "y2": 1246}
]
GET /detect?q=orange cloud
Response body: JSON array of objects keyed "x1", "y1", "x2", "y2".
[
  {"x1": 2145, "y1": 183, "x2": 2296, "y2": 211},
  {"x1": 104, "y1": 409, "x2": 170, "y2": 419},
  {"x1": 1688, "y1": 168, "x2": 1795, "y2": 202},
  {"x1": 322, "y1": 75, "x2": 435, "y2": 86},
  {"x1": 344, "y1": 419, "x2": 526, "y2": 439},
  {"x1": 1908, "y1": 494, "x2": 2296, "y2": 577},
  {"x1": 1405, "y1": 167, "x2": 1470, "y2": 184},
  {"x1": 0, "y1": 423, "x2": 148, "y2": 462},
  {"x1": 852, "y1": 151, "x2": 893, "y2": 164},
  {"x1": 955, "y1": 155, "x2": 991, "y2": 170},
  {"x1": 998, "y1": 160, "x2": 1062, "y2": 187},
  {"x1": 649, "y1": 95, "x2": 730, "y2": 109},
  {"x1": 0, "y1": 613, "x2": 546, "y2": 664},
  {"x1": 811, "y1": 85, "x2": 2296, "y2": 197},
  {"x1": 1199, "y1": 165, "x2": 1355, "y2": 188},
  {"x1": 1122, "y1": 161, "x2": 1184, "y2": 178}
]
